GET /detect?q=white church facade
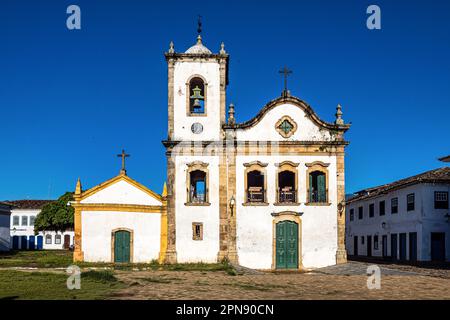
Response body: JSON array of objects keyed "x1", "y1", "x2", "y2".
[{"x1": 73, "y1": 34, "x2": 351, "y2": 270}]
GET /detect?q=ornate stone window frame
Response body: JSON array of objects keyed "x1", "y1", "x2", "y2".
[
  {"x1": 192, "y1": 222, "x2": 203, "y2": 241},
  {"x1": 243, "y1": 161, "x2": 269, "y2": 206},
  {"x1": 275, "y1": 115, "x2": 298, "y2": 138},
  {"x1": 275, "y1": 161, "x2": 300, "y2": 206},
  {"x1": 186, "y1": 74, "x2": 208, "y2": 117},
  {"x1": 185, "y1": 161, "x2": 210, "y2": 206},
  {"x1": 271, "y1": 211, "x2": 303, "y2": 270},
  {"x1": 111, "y1": 228, "x2": 134, "y2": 263},
  {"x1": 305, "y1": 161, "x2": 330, "y2": 206}
]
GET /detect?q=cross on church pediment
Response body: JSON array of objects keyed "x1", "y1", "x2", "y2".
[
  {"x1": 279, "y1": 66, "x2": 293, "y2": 97},
  {"x1": 117, "y1": 149, "x2": 130, "y2": 175}
]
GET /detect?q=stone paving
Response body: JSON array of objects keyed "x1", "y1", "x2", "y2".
[{"x1": 110, "y1": 262, "x2": 450, "y2": 300}]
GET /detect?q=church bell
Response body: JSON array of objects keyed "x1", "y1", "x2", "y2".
[{"x1": 190, "y1": 86, "x2": 204, "y2": 109}]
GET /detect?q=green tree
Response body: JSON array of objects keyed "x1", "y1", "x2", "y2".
[{"x1": 34, "y1": 192, "x2": 74, "y2": 234}]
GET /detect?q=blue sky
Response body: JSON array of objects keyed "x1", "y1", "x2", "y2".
[{"x1": 1, "y1": 0, "x2": 449, "y2": 200}]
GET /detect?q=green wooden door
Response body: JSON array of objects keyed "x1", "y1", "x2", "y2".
[
  {"x1": 114, "y1": 230, "x2": 130, "y2": 263},
  {"x1": 276, "y1": 221, "x2": 298, "y2": 269}
]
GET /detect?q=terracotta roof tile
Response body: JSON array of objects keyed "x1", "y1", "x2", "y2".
[
  {"x1": 347, "y1": 167, "x2": 450, "y2": 204},
  {"x1": 3, "y1": 199, "x2": 54, "y2": 209}
]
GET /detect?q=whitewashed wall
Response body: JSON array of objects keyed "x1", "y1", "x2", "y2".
[
  {"x1": 173, "y1": 60, "x2": 221, "y2": 141},
  {"x1": 82, "y1": 211, "x2": 161, "y2": 263},
  {"x1": 174, "y1": 155, "x2": 220, "y2": 263},
  {"x1": 236, "y1": 155, "x2": 338, "y2": 269},
  {"x1": 80, "y1": 180, "x2": 161, "y2": 206},
  {"x1": 346, "y1": 183, "x2": 450, "y2": 262},
  {"x1": 236, "y1": 103, "x2": 334, "y2": 141}
]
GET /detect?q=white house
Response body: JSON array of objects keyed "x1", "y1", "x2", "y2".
[
  {"x1": 0, "y1": 202, "x2": 13, "y2": 251},
  {"x1": 346, "y1": 167, "x2": 450, "y2": 263},
  {"x1": 8, "y1": 200, "x2": 74, "y2": 250}
]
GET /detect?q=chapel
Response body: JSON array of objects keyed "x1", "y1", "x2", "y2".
[{"x1": 73, "y1": 32, "x2": 351, "y2": 270}]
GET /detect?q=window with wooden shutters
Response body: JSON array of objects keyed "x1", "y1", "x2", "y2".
[
  {"x1": 305, "y1": 161, "x2": 329, "y2": 205},
  {"x1": 434, "y1": 191, "x2": 448, "y2": 209}
]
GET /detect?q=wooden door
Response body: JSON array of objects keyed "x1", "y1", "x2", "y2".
[
  {"x1": 399, "y1": 233, "x2": 407, "y2": 261},
  {"x1": 391, "y1": 234, "x2": 398, "y2": 261},
  {"x1": 409, "y1": 232, "x2": 417, "y2": 261},
  {"x1": 382, "y1": 235, "x2": 388, "y2": 258},
  {"x1": 367, "y1": 236, "x2": 372, "y2": 257},
  {"x1": 276, "y1": 221, "x2": 298, "y2": 269},
  {"x1": 114, "y1": 230, "x2": 131, "y2": 263},
  {"x1": 63, "y1": 234, "x2": 70, "y2": 249},
  {"x1": 431, "y1": 232, "x2": 445, "y2": 262},
  {"x1": 354, "y1": 236, "x2": 358, "y2": 256}
]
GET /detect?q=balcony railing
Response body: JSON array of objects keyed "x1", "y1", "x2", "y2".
[
  {"x1": 189, "y1": 192, "x2": 206, "y2": 203},
  {"x1": 309, "y1": 190, "x2": 327, "y2": 203},
  {"x1": 247, "y1": 186, "x2": 265, "y2": 203},
  {"x1": 278, "y1": 188, "x2": 296, "y2": 203}
]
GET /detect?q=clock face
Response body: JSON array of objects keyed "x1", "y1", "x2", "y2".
[{"x1": 191, "y1": 122, "x2": 203, "y2": 134}]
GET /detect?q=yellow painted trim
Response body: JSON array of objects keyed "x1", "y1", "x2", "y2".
[
  {"x1": 72, "y1": 203, "x2": 165, "y2": 213},
  {"x1": 73, "y1": 207, "x2": 83, "y2": 262},
  {"x1": 159, "y1": 210, "x2": 168, "y2": 263},
  {"x1": 79, "y1": 174, "x2": 163, "y2": 203}
]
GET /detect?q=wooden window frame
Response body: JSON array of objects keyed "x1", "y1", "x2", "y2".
[
  {"x1": 186, "y1": 75, "x2": 208, "y2": 117},
  {"x1": 379, "y1": 200, "x2": 386, "y2": 216},
  {"x1": 369, "y1": 203, "x2": 375, "y2": 218},
  {"x1": 358, "y1": 206, "x2": 363, "y2": 220},
  {"x1": 305, "y1": 161, "x2": 330, "y2": 206},
  {"x1": 349, "y1": 208, "x2": 354, "y2": 221},
  {"x1": 12, "y1": 216, "x2": 19, "y2": 226},
  {"x1": 407, "y1": 193, "x2": 415, "y2": 212},
  {"x1": 45, "y1": 234, "x2": 52, "y2": 244},
  {"x1": 185, "y1": 161, "x2": 210, "y2": 206},
  {"x1": 192, "y1": 222, "x2": 203, "y2": 241},
  {"x1": 434, "y1": 191, "x2": 449, "y2": 209},
  {"x1": 391, "y1": 197, "x2": 398, "y2": 214},
  {"x1": 21, "y1": 215, "x2": 28, "y2": 226},
  {"x1": 275, "y1": 115, "x2": 298, "y2": 138},
  {"x1": 243, "y1": 161, "x2": 269, "y2": 206},
  {"x1": 55, "y1": 234, "x2": 61, "y2": 245},
  {"x1": 275, "y1": 161, "x2": 299, "y2": 206}
]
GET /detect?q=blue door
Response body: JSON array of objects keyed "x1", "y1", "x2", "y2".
[
  {"x1": 12, "y1": 236, "x2": 19, "y2": 249},
  {"x1": 20, "y1": 236, "x2": 28, "y2": 250},
  {"x1": 36, "y1": 236, "x2": 43, "y2": 250},
  {"x1": 28, "y1": 236, "x2": 35, "y2": 250}
]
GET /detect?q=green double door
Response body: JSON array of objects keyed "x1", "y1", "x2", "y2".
[
  {"x1": 114, "y1": 230, "x2": 131, "y2": 263},
  {"x1": 276, "y1": 221, "x2": 298, "y2": 269}
]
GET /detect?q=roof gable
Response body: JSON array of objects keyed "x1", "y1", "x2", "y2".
[{"x1": 80, "y1": 175, "x2": 162, "y2": 206}]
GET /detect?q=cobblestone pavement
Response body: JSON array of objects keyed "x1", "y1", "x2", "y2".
[{"x1": 111, "y1": 262, "x2": 450, "y2": 300}]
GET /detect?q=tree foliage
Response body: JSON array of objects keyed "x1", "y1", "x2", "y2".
[{"x1": 34, "y1": 192, "x2": 74, "y2": 234}]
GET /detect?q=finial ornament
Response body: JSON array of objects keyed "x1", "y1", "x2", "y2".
[
  {"x1": 228, "y1": 103, "x2": 235, "y2": 125},
  {"x1": 335, "y1": 104, "x2": 344, "y2": 125},
  {"x1": 168, "y1": 41, "x2": 174, "y2": 53},
  {"x1": 220, "y1": 42, "x2": 226, "y2": 55},
  {"x1": 75, "y1": 178, "x2": 82, "y2": 195}
]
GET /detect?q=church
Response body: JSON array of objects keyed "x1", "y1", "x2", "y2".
[{"x1": 72, "y1": 33, "x2": 351, "y2": 270}]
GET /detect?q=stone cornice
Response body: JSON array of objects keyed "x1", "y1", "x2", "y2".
[{"x1": 162, "y1": 140, "x2": 350, "y2": 148}]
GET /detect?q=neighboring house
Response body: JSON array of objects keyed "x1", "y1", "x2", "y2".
[
  {"x1": 7, "y1": 200, "x2": 74, "y2": 250},
  {"x1": 74, "y1": 33, "x2": 351, "y2": 270},
  {"x1": 346, "y1": 167, "x2": 450, "y2": 263},
  {"x1": 0, "y1": 202, "x2": 13, "y2": 251}
]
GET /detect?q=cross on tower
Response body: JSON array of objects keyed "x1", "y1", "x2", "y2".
[
  {"x1": 117, "y1": 149, "x2": 130, "y2": 175},
  {"x1": 197, "y1": 15, "x2": 202, "y2": 35},
  {"x1": 279, "y1": 66, "x2": 293, "y2": 96}
]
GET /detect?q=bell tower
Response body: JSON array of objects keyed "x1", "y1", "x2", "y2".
[{"x1": 164, "y1": 34, "x2": 229, "y2": 142}]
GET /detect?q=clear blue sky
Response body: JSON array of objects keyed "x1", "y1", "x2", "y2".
[{"x1": 1, "y1": 0, "x2": 449, "y2": 200}]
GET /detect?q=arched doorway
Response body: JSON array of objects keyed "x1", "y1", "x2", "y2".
[{"x1": 112, "y1": 229, "x2": 132, "y2": 263}]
